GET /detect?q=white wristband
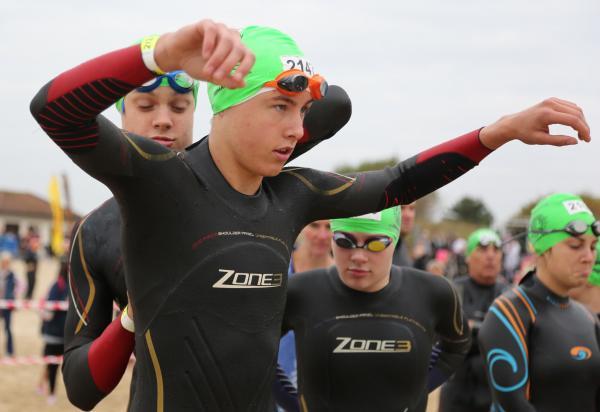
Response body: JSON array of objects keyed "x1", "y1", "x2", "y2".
[
  {"x1": 120, "y1": 306, "x2": 135, "y2": 333},
  {"x1": 140, "y1": 34, "x2": 166, "y2": 75}
]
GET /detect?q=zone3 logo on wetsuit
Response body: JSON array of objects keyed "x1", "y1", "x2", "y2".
[
  {"x1": 333, "y1": 336, "x2": 412, "y2": 353},
  {"x1": 212, "y1": 269, "x2": 283, "y2": 288},
  {"x1": 281, "y1": 266, "x2": 471, "y2": 411}
]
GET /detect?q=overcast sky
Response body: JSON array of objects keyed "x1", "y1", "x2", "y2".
[{"x1": 2, "y1": 0, "x2": 599, "y2": 226}]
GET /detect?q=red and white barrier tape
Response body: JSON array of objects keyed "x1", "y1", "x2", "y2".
[
  {"x1": 0, "y1": 299, "x2": 68, "y2": 311},
  {"x1": 0, "y1": 355, "x2": 63, "y2": 366},
  {"x1": 0, "y1": 354, "x2": 136, "y2": 366},
  {"x1": 0, "y1": 300, "x2": 123, "y2": 312}
]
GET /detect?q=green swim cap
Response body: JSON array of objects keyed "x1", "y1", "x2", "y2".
[
  {"x1": 589, "y1": 241, "x2": 600, "y2": 286},
  {"x1": 207, "y1": 26, "x2": 316, "y2": 114},
  {"x1": 330, "y1": 207, "x2": 402, "y2": 245},
  {"x1": 528, "y1": 193, "x2": 596, "y2": 256},
  {"x1": 466, "y1": 228, "x2": 501, "y2": 257}
]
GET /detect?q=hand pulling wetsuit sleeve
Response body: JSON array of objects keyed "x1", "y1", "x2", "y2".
[
  {"x1": 30, "y1": 45, "x2": 156, "y2": 181},
  {"x1": 272, "y1": 364, "x2": 300, "y2": 412},
  {"x1": 63, "y1": 212, "x2": 134, "y2": 410},
  {"x1": 426, "y1": 277, "x2": 471, "y2": 392}
]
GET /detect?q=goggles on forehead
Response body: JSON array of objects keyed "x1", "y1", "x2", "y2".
[
  {"x1": 333, "y1": 232, "x2": 393, "y2": 253},
  {"x1": 116, "y1": 70, "x2": 198, "y2": 113},
  {"x1": 476, "y1": 235, "x2": 502, "y2": 249},
  {"x1": 530, "y1": 220, "x2": 600, "y2": 238},
  {"x1": 264, "y1": 69, "x2": 328, "y2": 100}
]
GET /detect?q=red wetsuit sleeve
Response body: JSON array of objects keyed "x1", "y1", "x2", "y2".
[
  {"x1": 47, "y1": 45, "x2": 151, "y2": 104},
  {"x1": 416, "y1": 129, "x2": 492, "y2": 165},
  {"x1": 377, "y1": 128, "x2": 493, "y2": 207},
  {"x1": 31, "y1": 44, "x2": 154, "y2": 154},
  {"x1": 88, "y1": 316, "x2": 135, "y2": 394}
]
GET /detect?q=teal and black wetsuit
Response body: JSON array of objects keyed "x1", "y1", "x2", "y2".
[
  {"x1": 479, "y1": 272, "x2": 600, "y2": 412},
  {"x1": 31, "y1": 43, "x2": 493, "y2": 411}
]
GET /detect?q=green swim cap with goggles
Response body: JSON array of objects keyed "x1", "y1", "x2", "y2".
[
  {"x1": 330, "y1": 206, "x2": 402, "y2": 249},
  {"x1": 466, "y1": 228, "x2": 502, "y2": 257},
  {"x1": 115, "y1": 70, "x2": 199, "y2": 113},
  {"x1": 207, "y1": 25, "x2": 328, "y2": 114},
  {"x1": 528, "y1": 193, "x2": 599, "y2": 256}
]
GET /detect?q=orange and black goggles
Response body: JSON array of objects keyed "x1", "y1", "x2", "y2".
[{"x1": 264, "y1": 70, "x2": 328, "y2": 100}]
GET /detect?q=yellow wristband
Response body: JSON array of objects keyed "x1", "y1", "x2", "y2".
[
  {"x1": 140, "y1": 34, "x2": 166, "y2": 75},
  {"x1": 120, "y1": 306, "x2": 135, "y2": 333}
]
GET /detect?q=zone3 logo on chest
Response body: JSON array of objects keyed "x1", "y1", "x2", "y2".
[
  {"x1": 212, "y1": 269, "x2": 283, "y2": 289},
  {"x1": 333, "y1": 337, "x2": 412, "y2": 353}
]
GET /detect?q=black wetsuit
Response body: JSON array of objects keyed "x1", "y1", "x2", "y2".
[
  {"x1": 281, "y1": 266, "x2": 470, "y2": 412},
  {"x1": 61, "y1": 84, "x2": 352, "y2": 411},
  {"x1": 439, "y1": 275, "x2": 508, "y2": 412},
  {"x1": 479, "y1": 272, "x2": 600, "y2": 412},
  {"x1": 31, "y1": 44, "x2": 492, "y2": 411},
  {"x1": 63, "y1": 199, "x2": 131, "y2": 410}
]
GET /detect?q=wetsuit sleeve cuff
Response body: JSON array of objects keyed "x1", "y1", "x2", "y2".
[
  {"x1": 416, "y1": 128, "x2": 493, "y2": 166},
  {"x1": 120, "y1": 306, "x2": 135, "y2": 333},
  {"x1": 88, "y1": 316, "x2": 135, "y2": 394}
]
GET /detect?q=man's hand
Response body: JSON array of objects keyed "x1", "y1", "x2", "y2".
[
  {"x1": 155, "y1": 19, "x2": 255, "y2": 89},
  {"x1": 479, "y1": 97, "x2": 591, "y2": 149}
]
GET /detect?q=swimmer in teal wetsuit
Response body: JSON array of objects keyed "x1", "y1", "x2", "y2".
[{"x1": 479, "y1": 193, "x2": 600, "y2": 412}]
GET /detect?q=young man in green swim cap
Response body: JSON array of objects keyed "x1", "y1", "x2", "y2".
[
  {"x1": 278, "y1": 207, "x2": 470, "y2": 411},
  {"x1": 116, "y1": 70, "x2": 199, "y2": 149},
  {"x1": 155, "y1": 22, "x2": 591, "y2": 198},
  {"x1": 60, "y1": 27, "x2": 354, "y2": 411},
  {"x1": 32, "y1": 18, "x2": 593, "y2": 411}
]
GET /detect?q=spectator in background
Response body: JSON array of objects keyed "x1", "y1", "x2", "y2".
[
  {"x1": 445, "y1": 237, "x2": 468, "y2": 279},
  {"x1": 393, "y1": 202, "x2": 416, "y2": 267},
  {"x1": 0, "y1": 227, "x2": 19, "y2": 257},
  {"x1": 23, "y1": 226, "x2": 41, "y2": 299},
  {"x1": 38, "y1": 258, "x2": 69, "y2": 405},
  {"x1": 502, "y1": 235, "x2": 522, "y2": 282},
  {"x1": 0, "y1": 252, "x2": 16, "y2": 357},
  {"x1": 439, "y1": 228, "x2": 508, "y2": 412},
  {"x1": 425, "y1": 248, "x2": 450, "y2": 276},
  {"x1": 513, "y1": 243, "x2": 536, "y2": 285},
  {"x1": 426, "y1": 259, "x2": 446, "y2": 276},
  {"x1": 288, "y1": 221, "x2": 334, "y2": 275}
]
